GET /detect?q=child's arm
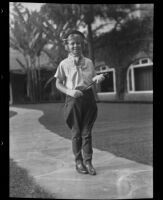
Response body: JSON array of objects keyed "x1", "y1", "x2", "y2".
[
  {"x1": 56, "y1": 78, "x2": 83, "y2": 98},
  {"x1": 91, "y1": 73, "x2": 109, "y2": 101},
  {"x1": 92, "y1": 74, "x2": 105, "y2": 83}
]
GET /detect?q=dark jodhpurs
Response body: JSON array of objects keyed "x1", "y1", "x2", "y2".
[{"x1": 64, "y1": 89, "x2": 97, "y2": 163}]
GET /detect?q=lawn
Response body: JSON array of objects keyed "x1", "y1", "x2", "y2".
[
  {"x1": 11, "y1": 102, "x2": 153, "y2": 165},
  {"x1": 9, "y1": 158, "x2": 55, "y2": 198},
  {"x1": 9, "y1": 110, "x2": 17, "y2": 118},
  {"x1": 9, "y1": 110, "x2": 55, "y2": 199}
]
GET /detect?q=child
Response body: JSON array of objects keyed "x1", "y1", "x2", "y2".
[{"x1": 54, "y1": 30, "x2": 105, "y2": 175}]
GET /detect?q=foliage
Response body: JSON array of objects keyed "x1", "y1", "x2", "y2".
[
  {"x1": 39, "y1": 4, "x2": 143, "y2": 65},
  {"x1": 10, "y1": 3, "x2": 49, "y2": 102},
  {"x1": 10, "y1": 3, "x2": 153, "y2": 102},
  {"x1": 39, "y1": 4, "x2": 80, "y2": 65},
  {"x1": 40, "y1": 4, "x2": 137, "y2": 64},
  {"x1": 94, "y1": 13, "x2": 153, "y2": 98}
]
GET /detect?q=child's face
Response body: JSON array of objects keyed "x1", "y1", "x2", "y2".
[{"x1": 66, "y1": 34, "x2": 83, "y2": 56}]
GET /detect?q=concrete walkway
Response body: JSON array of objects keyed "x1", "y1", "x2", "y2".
[{"x1": 10, "y1": 107, "x2": 153, "y2": 199}]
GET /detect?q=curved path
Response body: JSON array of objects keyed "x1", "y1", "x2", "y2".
[{"x1": 10, "y1": 107, "x2": 153, "y2": 199}]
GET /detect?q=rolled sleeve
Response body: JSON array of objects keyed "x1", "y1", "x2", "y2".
[
  {"x1": 89, "y1": 60, "x2": 96, "y2": 78},
  {"x1": 54, "y1": 63, "x2": 66, "y2": 82}
]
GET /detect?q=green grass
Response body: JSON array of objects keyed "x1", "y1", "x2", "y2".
[
  {"x1": 10, "y1": 102, "x2": 153, "y2": 165},
  {"x1": 9, "y1": 158, "x2": 55, "y2": 198}
]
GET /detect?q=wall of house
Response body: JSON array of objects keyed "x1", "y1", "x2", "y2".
[
  {"x1": 96, "y1": 57, "x2": 153, "y2": 103},
  {"x1": 124, "y1": 92, "x2": 153, "y2": 102},
  {"x1": 97, "y1": 91, "x2": 153, "y2": 103}
]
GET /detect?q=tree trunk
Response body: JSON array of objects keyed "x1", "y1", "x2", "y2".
[
  {"x1": 25, "y1": 55, "x2": 40, "y2": 103},
  {"x1": 115, "y1": 67, "x2": 122, "y2": 100},
  {"x1": 25, "y1": 56, "x2": 31, "y2": 101},
  {"x1": 87, "y1": 22, "x2": 95, "y2": 64},
  {"x1": 37, "y1": 56, "x2": 42, "y2": 101},
  {"x1": 34, "y1": 69, "x2": 37, "y2": 102},
  {"x1": 116, "y1": 67, "x2": 127, "y2": 100},
  {"x1": 26, "y1": 69, "x2": 30, "y2": 99},
  {"x1": 29, "y1": 57, "x2": 36, "y2": 103},
  {"x1": 26, "y1": 69, "x2": 34, "y2": 102},
  {"x1": 31, "y1": 57, "x2": 40, "y2": 103},
  {"x1": 31, "y1": 69, "x2": 35, "y2": 103}
]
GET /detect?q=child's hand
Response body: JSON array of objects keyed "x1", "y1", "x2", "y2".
[
  {"x1": 66, "y1": 89, "x2": 83, "y2": 98},
  {"x1": 92, "y1": 74, "x2": 105, "y2": 84}
]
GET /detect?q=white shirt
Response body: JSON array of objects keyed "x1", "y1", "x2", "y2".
[{"x1": 54, "y1": 54, "x2": 96, "y2": 90}]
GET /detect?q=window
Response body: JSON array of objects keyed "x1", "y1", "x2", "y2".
[
  {"x1": 127, "y1": 58, "x2": 153, "y2": 93},
  {"x1": 97, "y1": 68, "x2": 116, "y2": 93},
  {"x1": 134, "y1": 66, "x2": 153, "y2": 91},
  {"x1": 141, "y1": 59, "x2": 148, "y2": 64},
  {"x1": 128, "y1": 69, "x2": 132, "y2": 91},
  {"x1": 101, "y1": 66, "x2": 106, "y2": 70}
]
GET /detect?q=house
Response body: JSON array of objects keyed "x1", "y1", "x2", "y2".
[
  {"x1": 9, "y1": 48, "x2": 58, "y2": 104},
  {"x1": 94, "y1": 50, "x2": 153, "y2": 102},
  {"x1": 94, "y1": 4, "x2": 153, "y2": 102}
]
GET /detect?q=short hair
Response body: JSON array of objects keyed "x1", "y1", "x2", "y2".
[
  {"x1": 63, "y1": 30, "x2": 85, "y2": 41},
  {"x1": 63, "y1": 30, "x2": 86, "y2": 52}
]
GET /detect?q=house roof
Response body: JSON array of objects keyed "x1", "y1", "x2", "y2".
[
  {"x1": 10, "y1": 48, "x2": 56, "y2": 72},
  {"x1": 131, "y1": 51, "x2": 153, "y2": 63},
  {"x1": 10, "y1": 48, "x2": 26, "y2": 71}
]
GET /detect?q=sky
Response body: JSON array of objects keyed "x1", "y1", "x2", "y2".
[
  {"x1": 20, "y1": 2, "x2": 44, "y2": 11},
  {"x1": 9, "y1": 3, "x2": 115, "y2": 35},
  {"x1": 10, "y1": 2, "x2": 44, "y2": 12}
]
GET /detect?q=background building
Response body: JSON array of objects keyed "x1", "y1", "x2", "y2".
[{"x1": 94, "y1": 4, "x2": 153, "y2": 102}]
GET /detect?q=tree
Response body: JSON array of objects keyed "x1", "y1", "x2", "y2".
[
  {"x1": 94, "y1": 11, "x2": 153, "y2": 98},
  {"x1": 37, "y1": 3, "x2": 153, "y2": 99},
  {"x1": 40, "y1": 4, "x2": 138, "y2": 64},
  {"x1": 40, "y1": 4, "x2": 80, "y2": 64},
  {"x1": 71, "y1": 4, "x2": 137, "y2": 63},
  {"x1": 37, "y1": 4, "x2": 80, "y2": 99},
  {"x1": 10, "y1": 3, "x2": 49, "y2": 102}
]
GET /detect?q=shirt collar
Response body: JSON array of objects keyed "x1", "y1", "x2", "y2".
[
  {"x1": 68, "y1": 53, "x2": 85, "y2": 68},
  {"x1": 68, "y1": 53, "x2": 84, "y2": 60}
]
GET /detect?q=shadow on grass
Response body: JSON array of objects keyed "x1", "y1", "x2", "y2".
[
  {"x1": 9, "y1": 111, "x2": 17, "y2": 118},
  {"x1": 11, "y1": 103, "x2": 153, "y2": 166},
  {"x1": 9, "y1": 159, "x2": 55, "y2": 198}
]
